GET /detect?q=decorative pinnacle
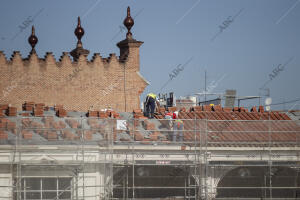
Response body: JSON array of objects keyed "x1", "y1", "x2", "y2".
[
  {"x1": 70, "y1": 16, "x2": 89, "y2": 61},
  {"x1": 123, "y1": 6, "x2": 134, "y2": 39},
  {"x1": 74, "y1": 16, "x2": 84, "y2": 43},
  {"x1": 28, "y1": 26, "x2": 38, "y2": 52}
]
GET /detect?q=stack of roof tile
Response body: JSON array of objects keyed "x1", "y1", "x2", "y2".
[
  {"x1": 106, "y1": 110, "x2": 113, "y2": 117},
  {"x1": 133, "y1": 109, "x2": 147, "y2": 119},
  {"x1": 54, "y1": 105, "x2": 63, "y2": 111},
  {"x1": 258, "y1": 105, "x2": 264, "y2": 113},
  {"x1": 0, "y1": 104, "x2": 8, "y2": 110},
  {"x1": 88, "y1": 110, "x2": 98, "y2": 117},
  {"x1": 23, "y1": 102, "x2": 34, "y2": 112},
  {"x1": 0, "y1": 104, "x2": 8, "y2": 117},
  {"x1": 113, "y1": 112, "x2": 120, "y2": 118},
  {"x1": 6, "y1": 107, "x2": 17, "y2": 116},
  {"x1": 33, "y1": 103, "x2": 44, "y2": 117},
  {"x1": 99, "y1": 111, "x2": 108, "y2": 118},
  {"x1": 56, "y1": 106, "x2": 67, "y2": 117}
]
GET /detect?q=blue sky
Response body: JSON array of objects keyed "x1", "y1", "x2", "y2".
[{"x1": 0, "y1": 0, "x2": 299, "y2": 110}]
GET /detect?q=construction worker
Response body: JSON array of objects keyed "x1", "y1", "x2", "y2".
[
  {"x1": 145, "y1": 93, "x2": 158, "y2": 118},
  {"x1": 173, "y1": 119, "x2": 184, "y2": 142},
  {"x1": 164, "y1": 111, "x2": 173, "y2": 129},
  {"x1": 164, "y1": 111, "x2": 174, "y2": 140},
  {"x1": 173, "y1": 111, "x2": 178, "y2": 119}
]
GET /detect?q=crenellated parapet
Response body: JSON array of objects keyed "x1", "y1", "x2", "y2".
[
  {"x1": 0, "y1": 7, "x2": 148, "y2": 112},
  {"x1": 0, "y1": 51, "x2": 133, "y2": 67}
]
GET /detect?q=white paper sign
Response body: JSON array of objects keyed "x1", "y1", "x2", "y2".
[{"x1": 117, "y1": 120, "x2": 127, "y2": 130}]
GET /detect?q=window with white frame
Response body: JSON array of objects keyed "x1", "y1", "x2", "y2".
[{"x1": 16, "y1": 177, "x2": 72, "y2": 200}]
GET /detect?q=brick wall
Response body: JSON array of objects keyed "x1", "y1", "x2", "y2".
[{"x1": 0, "y1": 40, "x2": 148, "y2": 112}]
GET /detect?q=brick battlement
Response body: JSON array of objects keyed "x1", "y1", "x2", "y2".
[
  {"x1": 0, "y1": 46, "x2": 148, "y2": 112},
  {"x1": 0, "y1": 51, "x2": 130, "y2": 68}
]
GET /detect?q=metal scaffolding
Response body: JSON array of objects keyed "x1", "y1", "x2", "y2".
[{"x1": 0, "y1": 116, "x2": 299, "y2": 199}]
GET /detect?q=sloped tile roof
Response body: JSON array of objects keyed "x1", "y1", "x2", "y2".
[{"x1": 0, "y1": 103, "x2": 299, "y2": 147}]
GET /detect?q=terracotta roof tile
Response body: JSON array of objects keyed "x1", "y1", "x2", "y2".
[
  {"x1": 211, "y1": 112, "x2": 222, "y2": 120},
  {"x1": 0, "y1": 102, "x2": 299, "y2": 146},
  {"x1": 240, "y1": 112, "x2": 251, "y2": 120}
]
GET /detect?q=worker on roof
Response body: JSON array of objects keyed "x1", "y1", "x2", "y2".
[
  {"x1": 164, "y1": 110, "x2": 173, "y2": 130},
  {"x1": 145, "y1": 93, "x2": 159, "y2": 119},
  {"x1": 173, "y1": 111, "x2": 178, "y2": 119},
  {"x1": 173, "y1": 119, "x2": 184, "y2": 142}
]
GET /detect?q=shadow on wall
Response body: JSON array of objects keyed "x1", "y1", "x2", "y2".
[
  {"x1": 113, "y1": 165, "x2": 196, "y2": 199},
  {"x1": 216, "y1": 166, "x2": 300, "y2": 199}
]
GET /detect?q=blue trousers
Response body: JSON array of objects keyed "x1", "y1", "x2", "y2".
[
  {"x1": 173, "y1": 123, "x2": 183, "y2": 142},
  {"x1": 146, "y1": 97, "x2": 155, "y2": 118}
]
